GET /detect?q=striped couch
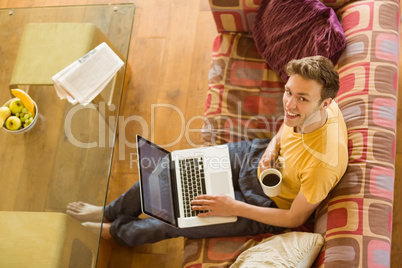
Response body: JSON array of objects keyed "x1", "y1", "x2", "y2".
[{"x1": 182, "y1": 0, "x2": 399, "y2": 267}]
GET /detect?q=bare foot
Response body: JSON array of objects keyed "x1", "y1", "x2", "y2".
[
  {"x1": 67, "y1": 202, "x2": 104, "y2": 222},
  {"x1": 83, "y1": 222, "x2": 112, "y2": 240}
]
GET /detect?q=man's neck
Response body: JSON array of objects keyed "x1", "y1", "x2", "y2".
[{"x1": 296, "y1": 109, "x2": 328, "y2": 134}]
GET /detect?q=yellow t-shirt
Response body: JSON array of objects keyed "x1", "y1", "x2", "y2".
[{"x1": 264, "y1": 101, "x2": 348, "y2": 209}]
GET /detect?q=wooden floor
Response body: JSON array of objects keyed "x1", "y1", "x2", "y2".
[
  {"x1": 1, "y1": 0, "x2": 401, "y2": 267},
  {"x1": 0, "y1": 0, "x2": 215, "y2": 267},
  {"x1": 104, "y1": 1, "x2": 217, "y2": 267}
]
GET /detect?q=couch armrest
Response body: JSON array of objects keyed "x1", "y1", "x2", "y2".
[
  {"x1": 320, "y1": 0, "x2": 353, "y2": 10},
  {"x1": 313, "y1": 0, "x2": 399, "y2": 267},
  {"x1": 209, "y1": 0, "x2": 262, "y2": 33}
]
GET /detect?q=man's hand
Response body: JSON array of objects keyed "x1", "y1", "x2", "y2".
[
  {"x1": 258, "y1": 149, "x2": 278, "y2": 171},
  {"x1": 191, "y1": 194, "x2": 238, "y2": 217},
  {"x1": 259, "y1": 124, "x2": 284, "y2": 172}
]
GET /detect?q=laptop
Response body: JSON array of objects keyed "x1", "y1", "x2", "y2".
[{"x1": 136, "y1": 135, "x2": 237, "y2": 228}]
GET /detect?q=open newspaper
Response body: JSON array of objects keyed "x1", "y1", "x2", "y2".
[{"x1": 52, "y1": 42, "x2": 124, "y2": 105}]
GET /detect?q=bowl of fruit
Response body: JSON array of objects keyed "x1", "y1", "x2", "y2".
[{"x1": 1, "y1": 89, "x2": 38, "y2": 134}]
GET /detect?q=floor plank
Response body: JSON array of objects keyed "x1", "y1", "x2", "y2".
[
  {"x1": 391, "y1": 3, "x2": 402, "y2": 266},
  {"x1": 103, "y1": 0, "x2": 216, "y2": 267}
]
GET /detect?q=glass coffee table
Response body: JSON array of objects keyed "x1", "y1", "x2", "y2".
[{"x1": 0, "y1": 4, "x2": 135, "y2": 267}]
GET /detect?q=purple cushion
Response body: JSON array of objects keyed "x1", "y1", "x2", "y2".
[{"x1": 252, "y1": 0, "x2": 346, "y2": 81}]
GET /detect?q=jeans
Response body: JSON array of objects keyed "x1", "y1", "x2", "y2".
[{"x1": 104, "y1": 139, "x2": 285, "y2": 247}]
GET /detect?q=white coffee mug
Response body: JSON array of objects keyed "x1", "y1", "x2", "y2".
[{"x1": 259, "y1": 168, "x2": 282, "y2": 197}]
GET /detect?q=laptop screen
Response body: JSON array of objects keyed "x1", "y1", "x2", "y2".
[{"x1": 137, "y1": 136, "x2": 177, "y2": 227}]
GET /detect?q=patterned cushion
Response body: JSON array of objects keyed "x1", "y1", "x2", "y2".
[
  {"x1": 183, "y1": 233, "x2": 273, "y2": 268},
  {"x1": 209, "y1": 0, "x2": 262, "y2": 33},
  {"x1": 252, "y1": 0, "x2": 346, "y2": 81},
  {"x1": 202, "y1": 32, "x2": 284, "y2": 145}
]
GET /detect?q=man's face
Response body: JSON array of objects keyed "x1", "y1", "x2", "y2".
[{"x1": 283, "y1": 74, "x2": 331, "y2": 133}]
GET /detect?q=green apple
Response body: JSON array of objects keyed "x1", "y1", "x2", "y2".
[
  {"x1": 9, "y1": 99, "x2": 24, "y2": 114},
  {"x1": 5, "y1": 116, "x2": 22, "y2": 130}
]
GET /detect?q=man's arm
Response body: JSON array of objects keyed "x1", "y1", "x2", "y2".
[
  {"x1": 259, "y1": 124, "x2": 284, "y2": 171},
  {"x1": 192, "y1": 190, "x2": 320, "y2": 228}
]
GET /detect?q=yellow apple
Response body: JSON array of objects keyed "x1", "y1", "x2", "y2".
[{"x1": 0, "y1": 106, "x2": 11, "y2": 127}]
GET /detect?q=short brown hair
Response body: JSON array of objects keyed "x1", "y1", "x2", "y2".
[{"x1": 284, "y1": 56, "x2": 339, "y2": 101}]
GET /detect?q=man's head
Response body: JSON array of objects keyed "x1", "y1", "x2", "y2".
[
  {"x1": 282, "y1": 56, "x2": 340, "y2": 133},
  {"x1": 284, "y1": 56, "x2": 340, "y2": 102}
]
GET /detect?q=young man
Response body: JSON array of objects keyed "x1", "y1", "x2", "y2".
[{"x1": 67, "y1": 56, "x2": 348, "y2": 246}]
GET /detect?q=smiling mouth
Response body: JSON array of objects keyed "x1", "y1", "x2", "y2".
[{"x1": 286, "y1": 110, "x2": 300, "y2": 118}]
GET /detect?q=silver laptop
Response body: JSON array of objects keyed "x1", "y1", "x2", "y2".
[{"x1": 136, "y1": 135, "x2": 237, "y2": 228}]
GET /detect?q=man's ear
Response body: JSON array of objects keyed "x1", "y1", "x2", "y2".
[
  {"x1": 321, "y1": 98, "x2": 332, "y2": 110},
  {"x1": 324, "y1": 98, "x2": 333, "y2": 108}
]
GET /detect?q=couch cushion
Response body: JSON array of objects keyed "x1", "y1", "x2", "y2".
[
  {"x1": 202, "y1": 33, "x2": 285, "y2": 145},
  {"x1": 209, "y1": 0, "x2": 262, "y2": 32},
  {"x1": 230, "y1": 232, "x2": 324, "y2": 268},
  {"x1": 252, "y1": 0, "x2": 346, "y2": 81},
  {"x1": 320, "y1": 0, "x2": 353, "y2": 10}
]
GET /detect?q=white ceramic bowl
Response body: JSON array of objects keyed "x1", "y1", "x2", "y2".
[{"x1": 2, "y1": 98, "x2": 38, "y2": 134}]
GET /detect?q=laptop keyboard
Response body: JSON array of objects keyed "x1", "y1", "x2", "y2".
[{"x1": 179, "y1": 157, "x2": 208, "y2": 217}]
